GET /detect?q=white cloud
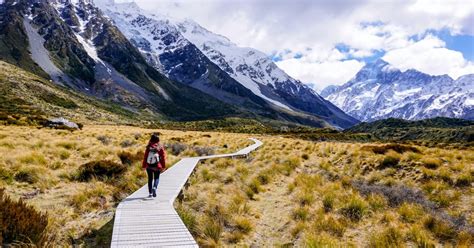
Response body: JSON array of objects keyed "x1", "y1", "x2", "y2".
[
  {"x1": 276, "y1": 59, "x2": 365, "y2": 90},
  {"x1": 383, "y1": 35, "x2": 474, "y2": 79},
  {"x1": 124, "y1": 0, "x2": 474, "y2": 88}
]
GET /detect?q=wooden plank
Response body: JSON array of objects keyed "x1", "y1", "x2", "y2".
[{"x1": 111, "y1": 138, "x2": 262, "y2": 247}]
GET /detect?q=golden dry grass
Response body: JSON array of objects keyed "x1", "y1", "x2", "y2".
[
  {"x1": 0, "y1": 125, "x2": 251, "y2": 246},
  {"x1": 1, "y1": 125, "x2": 473, "y2": 247},
  {"x1": 177, "y1": 136, "x2": 474, "y2": 247}
]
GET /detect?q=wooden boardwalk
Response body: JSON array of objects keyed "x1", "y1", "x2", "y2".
[{"x1": 111, "y1": 138, "x2": 263, "y2": 247}]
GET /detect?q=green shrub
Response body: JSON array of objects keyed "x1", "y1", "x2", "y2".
[
  {"x1": 76, "y1": 160, "x2": 127, "y2": 182},
  {"x1": 0, "y1": 188, "x2": 49, "y2": 246}
]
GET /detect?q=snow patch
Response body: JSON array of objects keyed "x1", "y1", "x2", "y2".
[{"x1": 23, "y1": 17, "x2": 70, "y2": 85}]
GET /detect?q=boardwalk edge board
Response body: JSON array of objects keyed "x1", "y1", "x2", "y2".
[{"x1": 111, "y1": 138, "x2": 263, "y2": 247}]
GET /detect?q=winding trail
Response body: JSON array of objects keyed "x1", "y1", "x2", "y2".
[{"x1": 111, "y1": 138, "x2": 263, "y2": 247}]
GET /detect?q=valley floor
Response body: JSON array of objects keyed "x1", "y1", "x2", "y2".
[{"x1": 0, "y1": 125, "x2": 473, "y2": 247}]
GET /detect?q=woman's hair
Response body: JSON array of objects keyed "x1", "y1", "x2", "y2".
[{"x1": 149, "y1": 133, "x2": 160, "y2": 144}]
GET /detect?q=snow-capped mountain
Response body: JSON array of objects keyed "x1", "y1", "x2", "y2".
[
  {"x1": 0, "y1": 0, "x2": 239, "y2": 120},
  {"x1": 94, "y1": 0, "x2": 358, "y2": 128},
  {"x1": 321, "y1": 59, "x2": 474, "y2": 121}
]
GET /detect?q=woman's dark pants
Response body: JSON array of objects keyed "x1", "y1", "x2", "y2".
[{"x1": 146, "y1": 168, "x2": 160, "y2": 194}]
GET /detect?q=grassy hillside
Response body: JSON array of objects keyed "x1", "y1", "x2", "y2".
[
  {"x1": 345, "y1": 117, "x2": 474, "y2": 146},
  {"x1": 0, "y1": 61, "x2": 146, "y2": 125},
  {"x1": 0, "y1": 125, "x2": 252, "y2": 246},
  {"x1": 176, "y1": 135, "x2": 473, "y2": 247},
  {"x1": 0, "y1": 124, "x2": 472, "y2": 246}
]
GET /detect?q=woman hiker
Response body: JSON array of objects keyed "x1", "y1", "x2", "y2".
[{"x1": 142, "y1": 133, "x2": 166, "y2": 197}]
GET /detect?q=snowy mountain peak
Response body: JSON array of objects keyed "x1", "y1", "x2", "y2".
[
  {"x1": 323, "y1": 60, "x2": 473, "y2": 121},
  {"x1": 94, "y1": 1, "x2": 358, "y2": 128}
]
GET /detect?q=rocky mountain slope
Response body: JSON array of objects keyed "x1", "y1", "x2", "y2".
[
  {"x1": 0, "y1": 0, "x2": 239, "y2": 121},
  {"x1": 321, "y1": 59, "x2": 474, "y2": 121},
  {"x1": 94, "y1": 0, "x2": 358, "y2": 128}
]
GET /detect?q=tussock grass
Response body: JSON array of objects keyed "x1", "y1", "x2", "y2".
[
  {"x1": 305, "y1": 232, "x2": 340, "y2": 248},
  {"x1": 76, "y1": 160, "x2": 127, "y2": 182},
  {"x1": 397, "y1": 202, "x2": 424, "y2": 223},
  {"x1": 340, "y1": 194, "x2": 369, "y2": 221},
  {"x1": 0, "y1": 125, "x2": 249, "y2": 245},
  {"x1": 2, "y1": 125, "x2": 472, "y2": 246},
  {"x1": 369, "y1": 226, "x2": 404, "y2": 248}
]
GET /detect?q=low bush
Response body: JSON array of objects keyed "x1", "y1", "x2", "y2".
[
  {"x1": 97, "y1": 135, "x2": 112, "y2": 145},
  {"x1": 353, "y1": 181, "x2": 435, "y2": 208},
  {"x1": 0, "y1": 188, "x2": 49, "y2": 246},
  {"x1": 117, "y1": 151, "x2": 143, "y2": 165},
  {"x1": 169, "y1": 142, "x2": 187, "y2": 156},
  {"x1": 120, "y1": 140, "x2": 134, "y2": 148},
  {"x1": 362, "y1": 144, "x2": 421, "y2": 154},
  {"x1": 76, "y1": 160, "x2": 127, "y2": 182},
  {"x1": 193, "y1": 146, "x2": 215, "y2": 156}
]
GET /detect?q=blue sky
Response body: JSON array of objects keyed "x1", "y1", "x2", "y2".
[{"x1": 129, "y1": 0, "x2": 474, "y2": 90}]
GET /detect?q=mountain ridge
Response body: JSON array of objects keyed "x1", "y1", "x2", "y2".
[
  {"x1": 321, "y1": 59, "x2": 474, "y2": 122},
  {"x1": 95, "y1": 0, "x2": 358, "y2": 128}
]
